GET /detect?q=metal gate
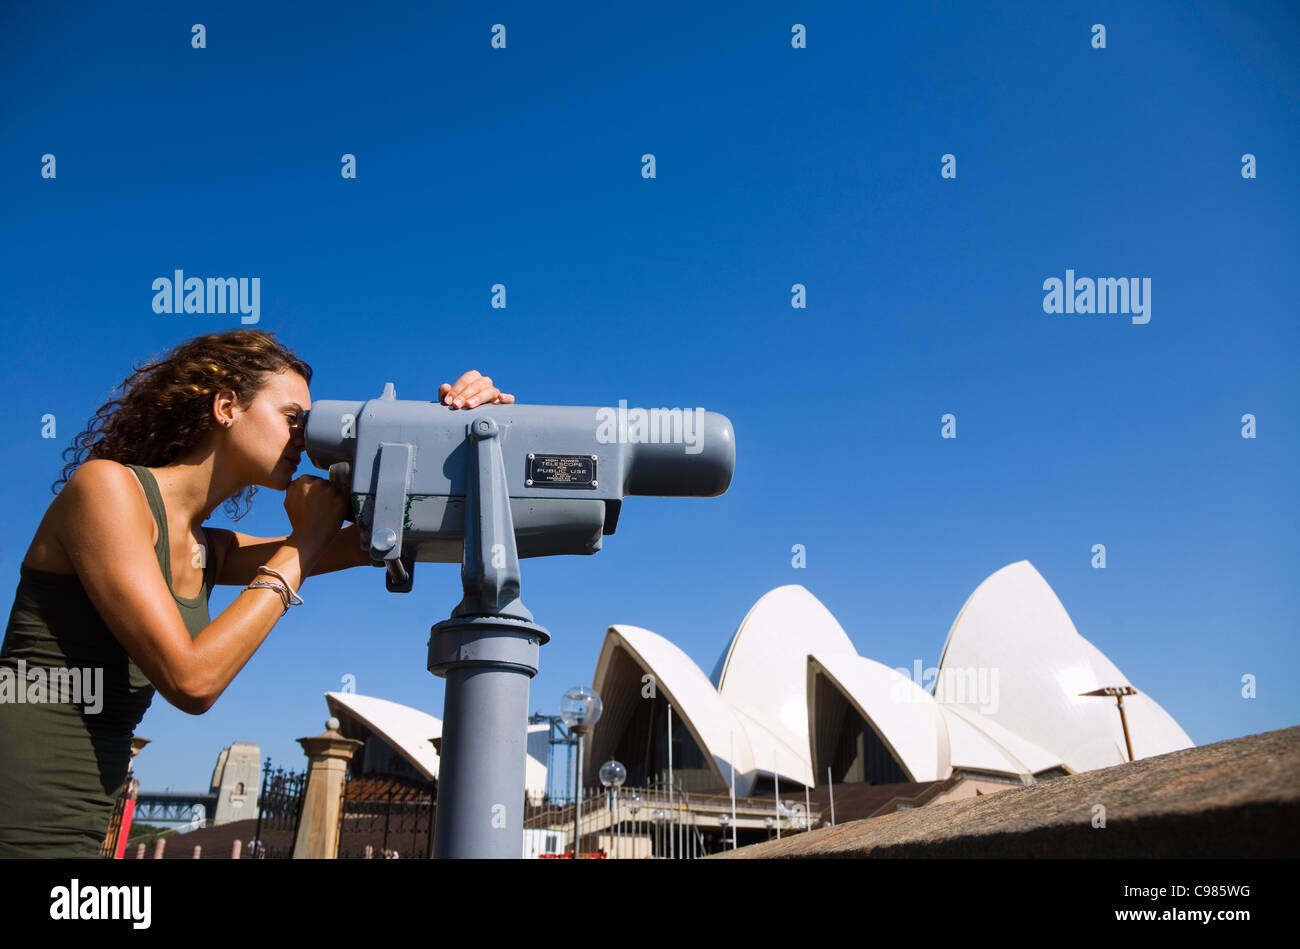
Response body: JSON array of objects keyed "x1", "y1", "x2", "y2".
[{"x1": 250, "y1": 761, "x2": 307, "y2": 858}]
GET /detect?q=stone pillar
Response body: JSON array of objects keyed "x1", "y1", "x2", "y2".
[{"x1": 291, "y1": 717, "x2": 363, "y2": 859}]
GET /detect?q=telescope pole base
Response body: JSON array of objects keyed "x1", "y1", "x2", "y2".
[{"x1": 427, "y1": 615, "x2": 550, "y2": 859}]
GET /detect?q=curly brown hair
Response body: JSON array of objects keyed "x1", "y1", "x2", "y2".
[{"x1": 54, "y1": 329, "x2": 313, "y2": 520}]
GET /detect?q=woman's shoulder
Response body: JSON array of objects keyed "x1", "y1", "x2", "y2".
[
  {"x1": 21, "y1": 462, "x2": 155, "y2": 576},
  {"x1": 48, "y1": 461, "x2": 158, "y2": 552},
  {"x1": 61, "y1": 460, "x2": 155, "y2": 511},
  {"x1": 69, "y1": 458, "x2": 141, "y2": 484}
]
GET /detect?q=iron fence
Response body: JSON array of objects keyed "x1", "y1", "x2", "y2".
[
  {"x1": 249, "y1": 759, "x2": 307, "y2": 858},
  {"x1": 522, "y1": 774, "x2": 810, "y2": 858},
  {"x1": 336, "y1": 775, "x2": 435, "y2": 859}
]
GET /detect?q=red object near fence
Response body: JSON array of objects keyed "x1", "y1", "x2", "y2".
[{"x1": 113, "y1": 798, "x2": 136, "y2": 859}]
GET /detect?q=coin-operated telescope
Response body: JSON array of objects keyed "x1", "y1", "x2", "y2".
[{"x1": 303, "y1": 384, "x2": 735, "y2": 858}]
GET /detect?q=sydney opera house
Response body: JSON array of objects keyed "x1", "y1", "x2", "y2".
[
  {"x1": 326, "y1": 560, "x2": 1194, "y2": 817},
  {"x1": 582, "y1": 560, "x2": 1192, "y2": 800}
]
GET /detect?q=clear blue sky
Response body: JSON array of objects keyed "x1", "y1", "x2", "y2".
[{"x1": 2, "y1": 0, "x2": 1296, "y2": 798}]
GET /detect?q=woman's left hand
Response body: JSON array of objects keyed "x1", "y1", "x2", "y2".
[{"x1": 438, "y1": 370, "x2": 515, "y2": 409}]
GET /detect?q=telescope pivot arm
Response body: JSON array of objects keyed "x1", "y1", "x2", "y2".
[{"x1": 453, "y1": 416, "x2": 532, "y2": 621}]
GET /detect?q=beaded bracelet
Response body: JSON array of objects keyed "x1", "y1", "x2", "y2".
[
  {"x1": 256, "y1": 565, "x2": 304, "y2": 606},
  {"x1": 246, "y1": 579, "x2": 292, "y2": 615}
]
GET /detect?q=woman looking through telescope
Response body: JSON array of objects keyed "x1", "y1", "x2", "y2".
[{"x1": 0, "y1": 328, "x2": 514, "y2": 857}]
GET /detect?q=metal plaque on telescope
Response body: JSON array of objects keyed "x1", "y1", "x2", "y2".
[{"x1": 526, "y1": 453, "x2": 596, "y2": 487}]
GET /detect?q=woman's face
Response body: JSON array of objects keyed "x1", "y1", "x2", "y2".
[{"x1": 229, "y1": 369, "x2": 312, "y2": 490}]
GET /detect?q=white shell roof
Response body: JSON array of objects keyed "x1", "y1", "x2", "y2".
[
  {"x1": 594, "y1": 625, "x2": 762, "y2": 790},
  {"x1": 326, "y1": 692, "x2": 442, "y2": 781},
  {"x1": 604, "y1": 608, "x2": 1056, "y2": 790},
  {"x1": 935, "y1": 561, "x2": 1193, "y2": 773},
  {"x1": 324, "y1": 692, "x2": 549, "y2": 796},
  {"x1": 712, "y1": 585, "x2": 856, "y2": 760},
  {"x1": 936, "y1": 704, "x2": 1064, "y2": 776},
  {"x1": 806, "y1": 652, "x2": 948, "y2": 782},
  {"x1": 725, "y1": 698, "x2": 813, "y2": 787}
]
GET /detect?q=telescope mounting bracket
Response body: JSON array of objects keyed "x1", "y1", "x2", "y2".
[{"x1": 369, "y1": 440, "x2": 416, "y2": 593}]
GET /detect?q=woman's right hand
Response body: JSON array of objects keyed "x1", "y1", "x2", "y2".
[{"x1": 284, "y1": 474, "x2": 351, "y2": 546}]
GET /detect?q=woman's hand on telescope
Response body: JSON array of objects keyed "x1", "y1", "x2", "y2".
[
  {"x1": 284, "y1": 474, "x2": 351, "y2": 549},
  {"x1": 439, "y1": 370, "x2": 514, "y2": 409}
]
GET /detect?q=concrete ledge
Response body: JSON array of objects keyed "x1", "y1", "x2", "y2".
[{"x1": 711, "y1": 725, "x2": 1300, "y2": 858}]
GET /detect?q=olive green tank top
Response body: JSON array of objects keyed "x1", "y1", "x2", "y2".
[{"x1": 0, "y1": 464, "x2": 214, "y2": 858}]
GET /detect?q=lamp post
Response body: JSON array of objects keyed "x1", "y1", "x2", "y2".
[
  {"x1": 628, "y1": 792, "x2": 641, "y2": 859},
  {"x1": 773, "y1": 751, "x2": 781, "y2": 841},
  {"x1": 728, "y1": 731, "x2": 738, "y2": 850},
  {"x1": 665, "y1": 703, "x2": 675, "y2": 860},
  {"x1": 561, "y1": 686, "x2": 602, "y2": 856},
  {"x1": 599, "y1": 759, "x2": 626, "y2": 859},
  {"x1": 1080, "y1": 686, "x2": 1138, "y2": 762},
  {"x1": 651, "y1": 808, "x2": 666, "y2": 858},
  {"x1": 827, "y1": 766, "x2": 836, "y2": 826}
]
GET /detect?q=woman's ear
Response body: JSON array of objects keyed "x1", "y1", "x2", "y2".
[{"x1": 213, "y1": 386, "x2": 240, "y2": 426}]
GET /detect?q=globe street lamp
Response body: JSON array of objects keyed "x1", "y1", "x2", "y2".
[
  {"x1": 599, "y1": 759, "x2": 626, "y2": 859},
  {"x1": 651, "y1": 807, "x2": 667, "y2": 858},
  {"x1": 561, "y1": 686, "x2": 602, "y2": 856}
]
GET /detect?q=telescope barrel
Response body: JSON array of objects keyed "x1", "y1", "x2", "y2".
[
  {"x1": 303, "y1": 399, "x2": 735, "y2": 500},
  {"x1": 621, "y1": 411, "x2": 734, "y2": 497},
  {"x1": 301, "y1": 400, "x2": 364, "y2": 468},
  {"x1": 301, "y1": 388, "x2": 734, "y2": 567}
]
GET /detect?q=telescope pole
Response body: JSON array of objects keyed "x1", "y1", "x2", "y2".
[{"x1": 428, "y1": 416, "x2": 550, "y2": 858}]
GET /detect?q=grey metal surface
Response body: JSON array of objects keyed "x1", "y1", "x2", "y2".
[
  {"x1": 302, "y1": 384, "x2": 735, "y2": 858},
  {"x1": 426, "y1": 413, "x2": 549, "y2": 857},
  {"x1": 304, "y1": 385, "x2": 735, "y2": 578},
  {"x1": 428, "y1": 616, "x2": 546, "y2": 858}
]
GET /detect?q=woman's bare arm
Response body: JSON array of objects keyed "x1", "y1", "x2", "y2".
[
  {"x1": 58, "y1": 460, "x2": 335, "y2": 715},
  {"x1": 206, "y1": 524, "x2": 368, "y2": 584}
]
